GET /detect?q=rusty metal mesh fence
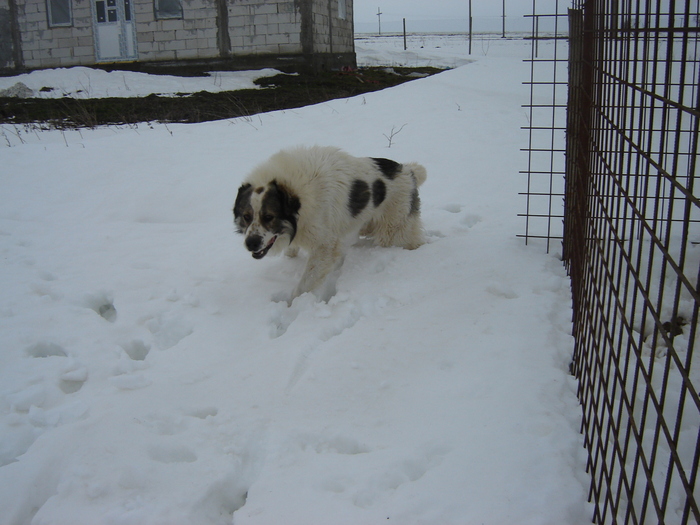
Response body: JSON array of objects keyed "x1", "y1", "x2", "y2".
[
  {"x1": 522, "y1": 0, "x2": 700, "y2": 523},
  {"x1": 520, "y1": 0, "x2": 570, "y2": 252}
]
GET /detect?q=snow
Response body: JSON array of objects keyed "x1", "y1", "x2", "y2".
[
  {"x1": 0, "y1": 36, "x2": 592, "y2": 524},
  {"x1": 0, "y1": 67, "x2": 284, "y2": 99}
]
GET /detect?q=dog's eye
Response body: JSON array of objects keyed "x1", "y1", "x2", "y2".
[
  {"x1": 262, "y1": 214, "x2": 274, "y2": 222},
  {"x1": 242, "y1": 213, "x2": 252, "y2": 223}
]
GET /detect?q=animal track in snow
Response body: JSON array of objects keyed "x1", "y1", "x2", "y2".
[
  {"x1": 196, "y1": 470, "x2": 251, "y2": 520},
  {"x1": 38, "y1": 270, "x2": 57, "y2": 282},
  {"x1": 83, "y1": 291, "x2": 117, "y2": 322},
  {"x1": 461, "y1": 213, "x2": 482, "y2": 228},
  {"x1": 146, "y1": 312, "x2": 193, "y2": 350},
  {"x1": 426, "y1": 229, "x2": 446, "y2": 240},
  {"x1": 275, "y1": 297, "x2": 368, "y2": 391},
  {"x1": 25, "y1": 341, "x2": 68, "y2": 358},
  {"x1": 270, "y1": 294, "x2": 364, "y2": 341},
  {"x1": 59, "y1": 365, "x2": 88, "y2": 394},
  {"x1": 268, "y1": 298, "x2": 304, "y2": 339},
  {"x1": 139, "y1": 412, "x2": 189, "y2": 436},
  {"x1": 351, "y1": 444, "x2": 450, "y2": 508},
  {"x1": 8, "y1": 384, "x2": 48, "y2": 412},
  {"x1": 120, "y1": 339, "x2": 151, "y2": 361},
  {"x1": 442, "y1": 203, "x2": 463, "y2": 213},
  {"x1": 485, "y1": 283, "x2": 519, "y2": 300}
]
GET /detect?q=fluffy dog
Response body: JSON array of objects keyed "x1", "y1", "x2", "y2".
[{"x1": 233, "y1": 146, "x2": 427, "y2": 301}]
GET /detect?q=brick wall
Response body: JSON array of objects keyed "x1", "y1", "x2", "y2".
[
  {"x1": 20, "y1": 0, "x2": 94, "y2": 69},
  {"x1": 0, "y1": 0, "x2": 15, "y2": 68},
  {"x1": 7, "y1": 0, "x2": 354, "y2": 71},
  {"x1": 227, "y1": 0, "x2": 301, "y2": 56},
  {"x1": 310, "y1": 0, "x2": 353, "y2": 54},
  {"x1": 132, "y1": 0, "x2": 307, "y2": 62},
  {"x1": 135, "y1": 0, "x2": 219, "y2": 62}
]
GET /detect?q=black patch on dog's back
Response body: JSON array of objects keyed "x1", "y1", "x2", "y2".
[
  {"x1": 348, "y1": 179, "x2": 371, "y2": 217},
  {"x1": 371, "y1": 158, "x2": 401, "y2": 180},
  {"x1": 372, "y1": 179, "x2": 386, "y2": 207}
]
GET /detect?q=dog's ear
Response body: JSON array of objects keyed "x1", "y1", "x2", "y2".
[
  {"x1": 270, "y1": 180, "x2": 300, "y2": 217},
  {"x1": 237, "y1": 182, "x2": 252, "y2": 196},
  {"x1": 234, "y1": 183, "x2": 253, "y2": 217},
  {"x1": 233, "y1": 183, "x2": 254, "y2": 234}
]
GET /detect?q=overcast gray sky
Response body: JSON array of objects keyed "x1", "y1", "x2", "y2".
[{"x1": 353, "y1": 0, "x2": 540, "y2": 33}]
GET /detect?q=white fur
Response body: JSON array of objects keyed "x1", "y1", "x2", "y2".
[{"x1": 240, "y1": 145, "x2": 427, "y2": 301}]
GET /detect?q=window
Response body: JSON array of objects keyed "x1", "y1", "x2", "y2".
[
  {"x1": 338, "y1": 0, "x2": 347, "y2": 20},
  {"x1": 95, "y1": 0, "x2": 118, "y2": 23},
  {"x1": 95, "y1": 0, "x2": 131, "y2": 23},
  {"x1": 47, "y1": 0, "x2": 72, "y2": 27},
  {"x1": 154, "y1": 0, "x2": 182, "y2": 19}
]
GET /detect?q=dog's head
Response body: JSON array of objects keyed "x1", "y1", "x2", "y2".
[{"x1": 233, "y1": 180, "x2": 300, "y2": 260}]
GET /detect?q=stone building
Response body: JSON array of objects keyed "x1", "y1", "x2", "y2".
[{"x1": 0, "y1": 0, "x2": 355, "y2": 72}]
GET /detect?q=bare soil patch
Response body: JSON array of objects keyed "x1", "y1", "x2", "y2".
[{"x1": 0, "y1": 67, "x2": 441, "y2": 129}]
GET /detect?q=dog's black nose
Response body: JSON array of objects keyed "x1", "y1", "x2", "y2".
[{"x1": 245, "y1": 235, "x2": 263, "y2": 252}]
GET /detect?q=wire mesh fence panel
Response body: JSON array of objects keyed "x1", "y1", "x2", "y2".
[
  {"x1": 520, "y1": 0, "x2": 570, "y2": 252},
  {"x1": 524, "y1": 0, "x2": 700, "y2": 523}
]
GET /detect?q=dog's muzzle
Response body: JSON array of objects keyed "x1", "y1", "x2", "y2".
[{"x1": 246, "y1": 234, "x2": 278, "y2": 260}]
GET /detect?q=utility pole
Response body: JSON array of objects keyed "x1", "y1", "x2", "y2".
[
  {"x1": 377, "y1": 7, "x2": 382, "y2": 35},
  {"x1": 403, "y1": 18, "x2": 407, "y2": 50},
  {"x1": 502, "y1": 0, "x2": 506, "y2": 38},
  {"x1": 468, "y1": 0, "x2": 472, "y2": 54}
]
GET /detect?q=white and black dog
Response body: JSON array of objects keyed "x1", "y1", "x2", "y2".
[{"x1": 233, "y1": 146, "x2": 427, "y2": 301}]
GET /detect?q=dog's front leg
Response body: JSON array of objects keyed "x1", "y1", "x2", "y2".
[{"x1": 292, "y1": 243, "x2": 342, "y2": 301}]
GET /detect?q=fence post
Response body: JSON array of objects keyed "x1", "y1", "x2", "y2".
[
  {"x1": 564, "y1": 4, "x2": 598, "y2": 374},
  {"x1": 403, "y1": 18, "x2": 407, "y2": 50},
  {"x1": 563, "y1": 9, "x2": 584, "y2": 261},
  {"x1": 563, "y1": 8, "x2": 586, "y2": 341},
  {"x1": 468, "y1": 0, "x2": 472, "y2": 55}
]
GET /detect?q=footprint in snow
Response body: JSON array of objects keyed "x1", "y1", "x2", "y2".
[
  {"x1": 485, "y1": 283, "x2": 519, "y2": 300},
  {"x1": 146, "y1": 312, "x2": 193, "y2": 350},
  {"x1": 350, "y1": 444, "x2": 450, "y2": 508},
  {"x1": 23, "y1": 343, "x2": 87, "y2": 393},
  {"x1": 461, "y1": 213, "x2": 482, "y2": 228},
  {"x1": 38, "y1": 270, "x2": 57, "y2": 282},
  {"x1": 120, "y1": 339, "x2": 151, "y2": 361},
  {"x1": 442, "y1": 203, "x2": 463, "y2": 213},
  {"x1": 59, "y1": 364, "x2": 88, "y2": 394},
  {"x1": 25, "y1": 341, "x2": 67, "y2": 358},
  {"x1": 426, "y1": 229, "x2": 447, "y2": 240},
  {"x1": 83, "y1": 291, "x2": 117, "y2": 322}
]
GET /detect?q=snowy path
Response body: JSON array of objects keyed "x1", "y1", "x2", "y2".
[{"x1": 0, "y1": 38, "x2": 591, "y2": 524}]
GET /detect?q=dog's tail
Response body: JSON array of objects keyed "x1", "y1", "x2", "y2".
[{"x1": 404, "y1": 162, "x2": 427, "y2": 187}]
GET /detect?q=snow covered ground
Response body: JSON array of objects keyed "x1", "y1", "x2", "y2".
[
  {"x1": 0, "y1": 36, "x2": 592, "y2": 524},
  {"x1": 0, "y1": 67, "x2": 283, "y2": 99}
]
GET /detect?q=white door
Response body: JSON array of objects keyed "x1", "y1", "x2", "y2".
[{"x1": 93, "y1": 0, "x2": 138, "y2": 62}]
